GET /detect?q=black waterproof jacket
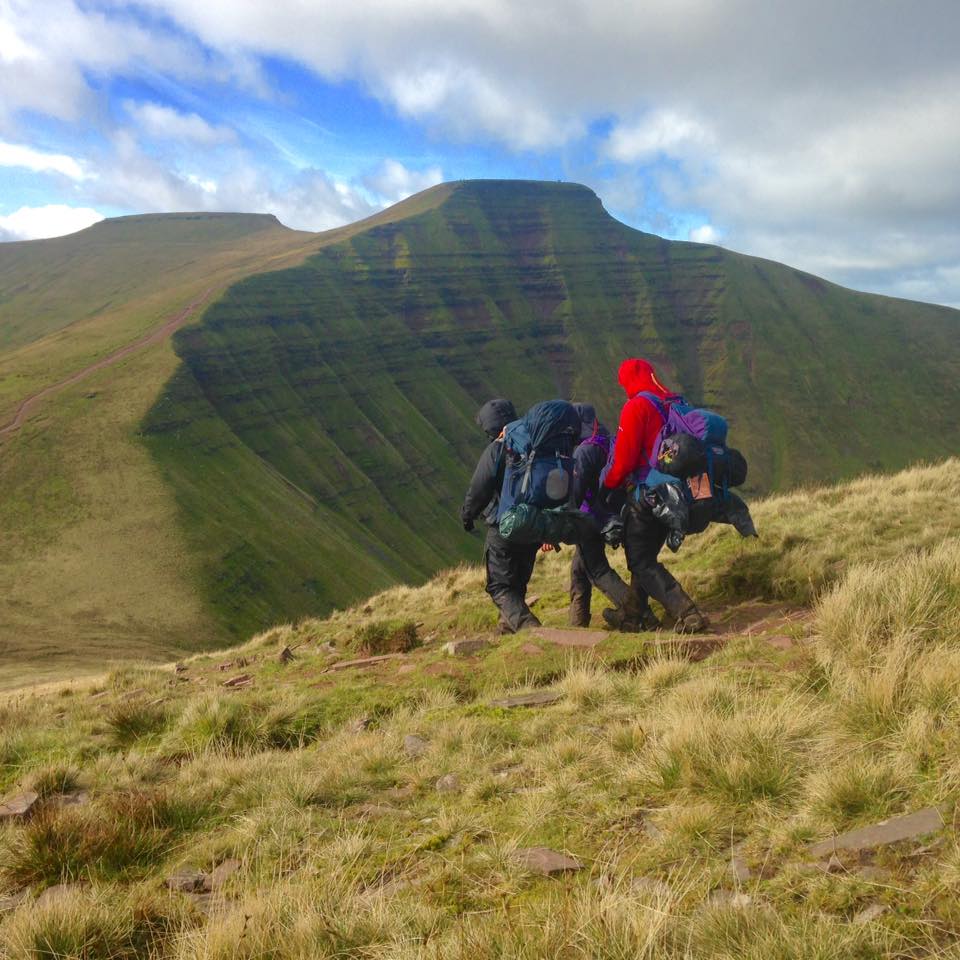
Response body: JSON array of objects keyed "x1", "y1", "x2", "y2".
[
  {"x1": 460, "y1": 439, "x2": 505, "y2": 527},
  {"x1": 571, "y1": 425, "x2": 611, "y2": 511}
]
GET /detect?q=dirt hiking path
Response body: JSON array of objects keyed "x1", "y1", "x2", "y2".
[{"x1": 0, "y1": 286, "x2": 216, "y2": 441}]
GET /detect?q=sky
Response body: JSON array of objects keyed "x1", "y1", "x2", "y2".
[{"x1": 1, "y1": 0, "x2": 959, "y2": 307}]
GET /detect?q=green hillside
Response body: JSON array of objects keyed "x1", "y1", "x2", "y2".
[
  {"x1": 0, "y1": 214, "x2": 324, "y2": 689},
  {"x1": 143, "y1": 179, "x2": 960, "y2": 640},
  {"x1": 0, "y1": 193, "x2": 458, "y2": 688},
  {"x1": 3, "y1": 462, "x2": 960, "y2": 958}
]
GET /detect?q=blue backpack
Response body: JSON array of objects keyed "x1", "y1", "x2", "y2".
[
  {"x1": 496, "y1": 400, "x2": 581, "y2": 520},
  {"x1": 636, "y1": 392, "x2": 747, "y2": 500}
]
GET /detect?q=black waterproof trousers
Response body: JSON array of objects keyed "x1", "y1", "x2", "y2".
[
  {"x1": 569, "y1": 532, "x2": 629, "y2": 626},
  {"x1": 484, "y1": 526, "x2": 540, "y2": 632},
  {"x1": 622, "y1": 501, "x2": 683, "y2": 609}
]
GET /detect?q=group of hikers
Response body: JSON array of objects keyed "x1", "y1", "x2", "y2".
[{"x1": 460, "y1": 358, "x2": 757, "y2": 634}]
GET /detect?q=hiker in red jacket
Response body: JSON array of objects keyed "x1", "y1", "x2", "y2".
[{"x1": 601, "y1": 358, "x2": 709, "y2": 633}]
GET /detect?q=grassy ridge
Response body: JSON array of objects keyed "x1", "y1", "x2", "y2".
[
  {"x1": 2, "y1": 179, "x2": 959, "y2": 683},
  {"x1": 0, "y1": 190, "x2": 464, "y2": 686},
  {"x1": 0, "y1": 215, "x2": 329, "y2": 689},
  {"x1": 3, "y1": 461, "x2": 960, "y2": 957},
  {"x1": 145, "y1": 180, "x2": 960, "y2": 639}
]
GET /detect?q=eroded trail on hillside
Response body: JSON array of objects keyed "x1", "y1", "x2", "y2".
[{"x1": 0, "y1": 286, "x2": 216, "y2": 440}]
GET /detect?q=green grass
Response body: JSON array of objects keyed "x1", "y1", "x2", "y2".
[
  {"x1": 2, "y1": 179, "x2": 960, "y2": 689},
  {"x1": 1, "y1": 460, "x2": 960, "y2": 956},
  {"x1": 143, "y1": 179, "x2": 960, "y2": 645}
]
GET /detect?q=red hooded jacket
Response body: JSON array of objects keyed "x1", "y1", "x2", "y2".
[{"x1": 602, "y1": 358, "x2": 679, "y2": 490}]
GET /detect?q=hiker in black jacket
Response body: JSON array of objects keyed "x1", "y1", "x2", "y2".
[
  {"x1": 460, "y1": 398, "x2": 541, "y2": 633},
  {"x1": 566, "y1": 403, "x2": 629, "y2": 626}
]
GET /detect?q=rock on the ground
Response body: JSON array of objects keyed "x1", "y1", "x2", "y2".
[
  {"x1": 808, "y1": 806, "x2": 946, "y2": 858},
  {"x1": 642, "y1": 816, "x2": 666, "y2": 841},
  {"x1": 166, "y1": 868, "x2": 207, "y2": 894},
  {"x1": 403, "y1": 734, "x2": 429, "y2": 758},
  {"x1": 513, "y1": 847, "x2": 582, "y2": 876},
  {"x1": 520, "y1": 642, "x2": 544, "y2": 655},
  {"x1": 435, "y1": 774, "x2": 461, "y2": 793},
  {"x1": 532, "y1": 627, "x2": 605, "y2": 648},
  {"x1": 765, "y1": 635, "x2": 796, "y2": 651},
  {"x1": 328, "y1": 654, "x2": 405, "y2": 672},
  {"x1": 730, "y1": 844, "x2": 752, "y2": 883},
  {"x1": 208, "y1": 858, "x2": 241, "y2": 891},
  {"x1": 629, "y1": 876, "x2": 673, "y2": 898},
  {"x1": 36, "y1": 883, "x2": 85, "y2": 907},
  {"x1": 490, "y1": 690, "x2": 563, "y2": 709},
  {"x1": 854, "y1": 903, "x2": 889, "y2": 924},
  {"x1": 222, "y1": 673, "x2": 253, "y2": 688},
  {"x1": 0, "y1": 791, "x2": 38, "y2": 821},
  {"x1": 705, "y1": 890, "x2": 752, "y2": 910},
  {"x1": 443, "y1": 638, "x2": 489, "y2": 657},
  {"x1": 349, "y1": 717, "x2": 372, "y2": 734},
  {"x1": 49, "y1": 790, "x2": 90, "y2": 810}
]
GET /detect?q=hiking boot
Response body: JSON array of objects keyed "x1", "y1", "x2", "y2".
[
  {"x1": 661, "y1": 586, "x2": 709, "y2": 634},
  {"x1": 674, "y1": 608, "x2": 710, "y2": 634},
  {"x1": 602, "y1": 605, "x2": 633, "y2": 631},
  {"x1": 568, "y1": 592, "x2": 591, "y2": 627},
  {"x1": 602, "y1": 604, "x2": 662, "y2": 633},
  {"x1": 638, "y1": 607, "x2": 663, "y2": 631},
  {"x1": 516, "y1": 611, "x2": 542, "y2": 632}
]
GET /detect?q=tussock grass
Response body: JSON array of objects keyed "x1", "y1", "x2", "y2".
[
  {"x1": 3, "y1": 462, "x2": 960, "y2": 957},
  {"x1": 0, "y1": 884, "x2": 192, "y2": 960},
  {"x1": 354, "y1": 618, "x2": 421, "y2": 656}
]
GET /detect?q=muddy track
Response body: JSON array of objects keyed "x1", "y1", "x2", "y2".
[{"x1": 0, "y1": 286, "x2": 217, "y2": 441}]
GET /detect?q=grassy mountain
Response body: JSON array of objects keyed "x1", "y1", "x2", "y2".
[
  {"x1": 0, "y1": 194, "x2": 460, "y2": 688},
  {"x1": 1, "y1": 180, "x2": 959, "y2": 684},
  {"x1": 3, "y1": 461, "x2": 960, "y2": 957},
  {"x1": 0, "y1": 214, "x2": 321, "y2": 689},
  {"x1": 142, "y1": 180, "x2": 960, "y2": 642}
]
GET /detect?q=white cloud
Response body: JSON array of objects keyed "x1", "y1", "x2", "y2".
[
  {"x1": 0, "y1": 140, "x2": 86, "y2": 179},
  {"x1": 0, "y1": 0, "x2": 265, "y2": 131},
  {"x1": 3, "y1": 0, "x2": 960, "y2": 302},
  {"x1": 0, "y1": 204, "x2": 103, "y2": 241},
  {"x1": 688, "y1": 224, "x2": 721, "y2": 245},
  {"x1": 78, "y1": 131, "x2": 379, "y2": 232},
  {"x1": 604, "y1": 110, "x2": 712, "y2": 163},
  {"x1": 125, "y1": 101, "x2": 236, "y2": 145},
  {"x1": 0, "y1": 15, "x2": 40, "y2": 62},
  {"x1": 362, "y1": 159, "x2": 443, "y2": 205}
]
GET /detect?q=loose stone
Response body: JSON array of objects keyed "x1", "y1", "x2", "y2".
[{"x1": 513, "y1": 847, "x2": 582, "y2": 875}]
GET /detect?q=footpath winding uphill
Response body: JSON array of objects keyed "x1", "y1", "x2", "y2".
[{"x1": 0, "y1": 287, "x2": 217, "y2": 440}]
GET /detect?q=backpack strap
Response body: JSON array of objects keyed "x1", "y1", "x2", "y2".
[{"x1": 634, "y1": 390, "x2": 668, "y2": 423}]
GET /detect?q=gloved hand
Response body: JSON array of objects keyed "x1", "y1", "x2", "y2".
[
  {"x1": 601, "y1": 517, "x2": 624, "y2": 549},
  {"x1": 462, "y1": 517, "x2": 475, "y2": 532},
  {"x1": 666, "y1": 529, "x2": 685, "y2": 552}
]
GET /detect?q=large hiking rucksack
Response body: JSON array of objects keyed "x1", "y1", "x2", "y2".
[
  {"x1": 637, "y1": 392, "x2": 748, "y2": 497},
  {"x1": 623, "y1": 391, "x2": 755, "y2": 548},
  {"x1": 496, "y1": 399, "x2": 581, "y2": 521}
]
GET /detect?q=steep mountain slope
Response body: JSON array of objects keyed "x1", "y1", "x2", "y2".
[
  {"x1": 0, "y1": 193, "x2": 459, "y2": 687},
  {"x1": 143, "y1": 180, "x2": 960, "y2": 639},
  {"x1": 0, "y1": 215, "x2": 322, "y2": 688}
]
